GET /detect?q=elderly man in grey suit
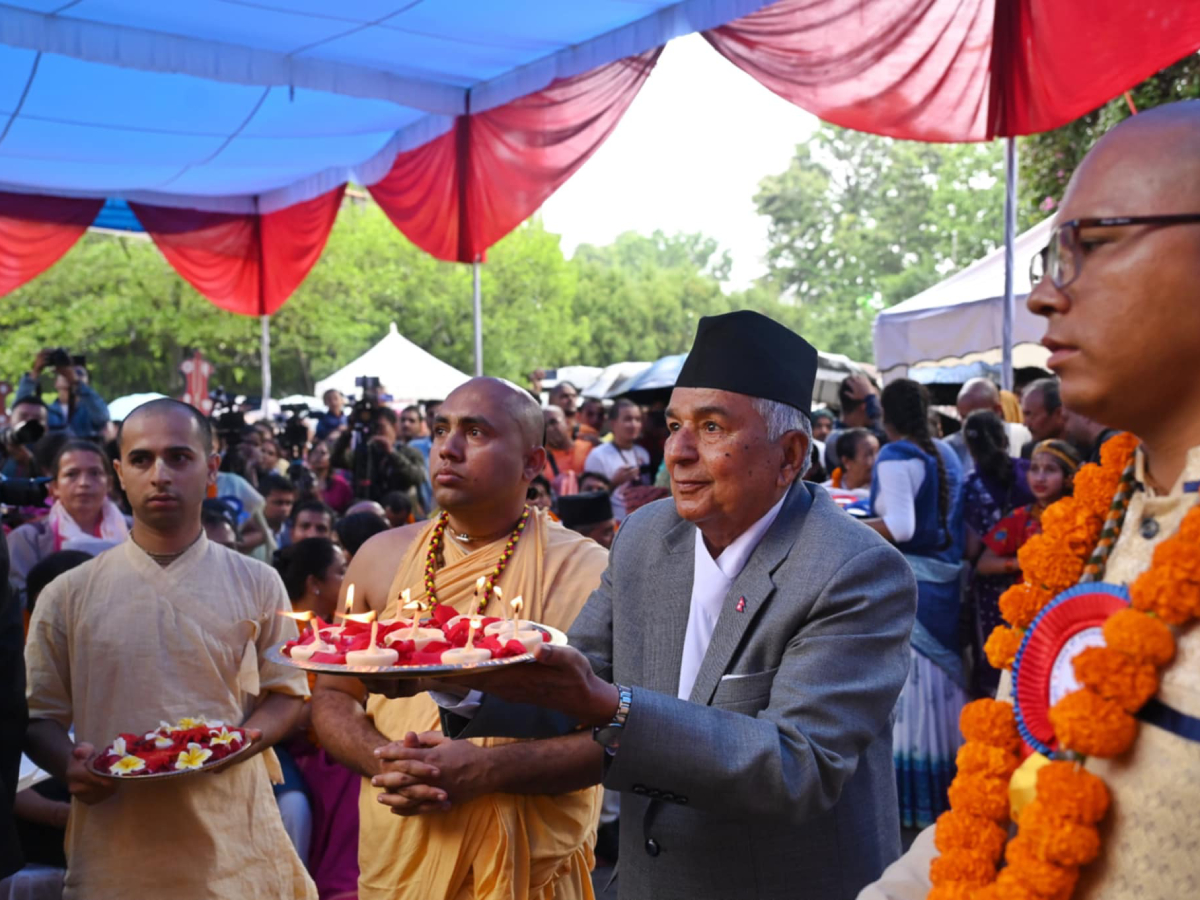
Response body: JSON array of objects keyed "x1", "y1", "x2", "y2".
[{"x1": 372, "y1": 311, "x2": 917, "y2": 900}]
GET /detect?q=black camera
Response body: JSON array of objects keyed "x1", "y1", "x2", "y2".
[
  {"x1": 46, "y1": 348, "x2": 85, "y2": 369},
  {"x1": 209, "y1": 388, "x2": 246, "y2": 447},
  {"x1": 0, "y1": 418, "x2": 45, "y2": 449},
  {"x1": 277, "y1": 403, "x2": 310, "y2": 461},
  {"x1": 0, "y1": 475, "x2": 50, "y2": 507}
]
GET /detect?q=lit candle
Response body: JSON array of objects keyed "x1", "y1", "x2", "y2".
[
  {"x1": 493, "y1": 585, "x2": 503, "y2": 614},
  {"x1": 485, "y1": 595, "x2": 529, "y2": 637},
  {"x1": 441, "y1": 617, "x2": 491, "y2": 665},
  {"x1": 389, "y1": 597, "x2": 442, "y2": 649},
  {"x1": 345, "y1": 619, "x2": 399, "y2": 667}
]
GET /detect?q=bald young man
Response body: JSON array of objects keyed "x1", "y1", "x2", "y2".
[
  {"x1": 861, "y1": 101, "x2": 1200, "y2": 900},
  {"x1": 24, "y1": 399, "x2": 314, "y2": 899},
  {"x1": 311, "y1": 378, "x2": 608, "y2": 900}
]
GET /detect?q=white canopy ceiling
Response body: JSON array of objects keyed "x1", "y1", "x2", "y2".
[{"x1": 0, "y1": 0, "x2": 769, "y2": 212}]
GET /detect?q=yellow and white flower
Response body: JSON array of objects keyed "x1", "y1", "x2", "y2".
[
  {"x1": 111, "y1": 736, "x2": 127, "y2": 756},
  {"x1": 208, "y1": 727, "x2": 242, "y2": 748},
  {"x1": 110, "y1": 755, "x2": 146, "y2": 775},
  {"x1": 175, "y1": 716, "x2": 207, "y2": 730},
  {"x1": 174, "y1": 743, "x2": 213, "y2": 770}
]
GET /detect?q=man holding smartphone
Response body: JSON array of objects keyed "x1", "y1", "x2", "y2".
[{"x1": 583, "y1": 399, "x2": 652, "y2": 522}]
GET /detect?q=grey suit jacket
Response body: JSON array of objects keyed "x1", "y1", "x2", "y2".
[{"x1": 451, "y1": 481, "x2": 917, "y2": 900}]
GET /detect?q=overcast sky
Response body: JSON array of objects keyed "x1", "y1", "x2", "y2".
[{"x1": 539, "y1": 33, "x2": 818, "y2": 290}]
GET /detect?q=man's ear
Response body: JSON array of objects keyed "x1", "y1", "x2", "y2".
[
  {"x1": 525, "y1": 446, "x2": 547, "y2": 483},
  {"x1": 111, "y1": 460, "x2": 124, "y2": 494},
  {"x1": 207, "y1": 452, "x2": 221, "y2": 486},
  {"x1": 778, "y1": 432, "x2": 810, "y2": 487}
]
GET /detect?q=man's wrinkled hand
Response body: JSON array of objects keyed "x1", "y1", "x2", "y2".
[
  {"x1": 66, "y1": 743, "x2": 117, "y2": 806},
  {"x1": 452, "y1": 643, "x2": 619, "y2": 727},
  {"x1": 370, "y1": 731, "x2": 493, "y2": 815}
]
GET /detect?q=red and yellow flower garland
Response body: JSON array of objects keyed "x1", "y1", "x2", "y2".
[{"x1": 930, "y1": 433, "x2": 1200, "y2": 898}]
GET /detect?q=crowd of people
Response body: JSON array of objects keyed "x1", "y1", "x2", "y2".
[{"x1": 3, "y1": 102, "x2": 1200, "y2": 900}]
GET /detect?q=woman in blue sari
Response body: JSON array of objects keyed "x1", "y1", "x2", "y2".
[{"x1": 864, "y1": 379, "x2": 966, "y2": 830}]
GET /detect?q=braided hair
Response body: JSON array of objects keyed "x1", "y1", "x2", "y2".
[
  {"x1": 881, "y1": 379, "x2": 950, "y2": 548},
  {"x1": 962, "y1": 410, "x2": 1013, "y2": 490}
]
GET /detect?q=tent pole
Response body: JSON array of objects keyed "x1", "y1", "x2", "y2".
[
  {"x1": 472, "y1": 257, "x2": 483, "y2": 376},
  {"x1": 261, "y1": 314, "x2": 272, "y2": 414},
  {"x1": 1001, "y1": 137, "x2": 1018, "y2": 393}
]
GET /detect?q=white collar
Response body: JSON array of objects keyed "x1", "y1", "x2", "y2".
[{"x1": 694, "y1": 492, "x2": 788, "y2": 582}]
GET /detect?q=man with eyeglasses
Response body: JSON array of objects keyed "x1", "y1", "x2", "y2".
[{"x1": 860, "y1": 101, "x2": 1200, "y2": 900}]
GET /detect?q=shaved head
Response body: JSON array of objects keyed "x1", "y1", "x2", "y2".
[
  {"x1": 956, "y1": 378, "x2": 1001, "y2": 418},
  {"x1": 450, "y1": 377, "x2": 545, "y2": 449},
  {"x1": 430, "y1": 378, "x2": 547, "y2": 523},
  {"x1": 1027, "y1": 100, "x2": 1200, "y2": 456},
  {"x1": 118, "y1": 398, "x2": 213, "y2": 455}
]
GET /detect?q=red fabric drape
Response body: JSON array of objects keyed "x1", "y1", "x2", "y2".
[
  {"x1": 705, "y1": 0, "x2": 1200, "y2": 141},
  {"x1": 369, "y1": 49, "x2": 662, "y2": 263},
  {"x1": 130, "y1": 185, "x2": 345, "y2": 316},
  {"x1": 0, "y1": 192, "x2": 103, "y2": 295}
]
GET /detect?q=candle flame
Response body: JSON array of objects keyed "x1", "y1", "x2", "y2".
[
  {"x1": 466, "y1": 618, "x2": 480, "y2": 648},
  {"x1": 344, "y1": 584, "x2": 355, "y2": 615},
  {"x1": 511, "y1": 596, "x2": 523, "y2": 615},
  {"x1": 493, "y1": 585, "x2": 503, "y2": 600},
  {"x1": 342, "y1": 610, "x2": 376, "y2": 625},
  {"x1": 279, "y1": 610, "x2": 315, "y2": 622},
  {"x1": 400, "y1": 588, "x2": 411, "y2": 606},
  {"x1": 475, "y1": 576, "x2": 486, "y2": 594}
]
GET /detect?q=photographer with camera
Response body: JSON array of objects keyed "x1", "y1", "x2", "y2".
[
  {"x1": 1, "y1": 398, "x2": 49, "y2": 479},
  {"x1": 16, "y1": 349, "x2": 110, "y2": 440},
  {"x1": 330, "y1": 399, "x2": 425, "y2": 508}
]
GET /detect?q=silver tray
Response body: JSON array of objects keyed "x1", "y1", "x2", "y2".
[
  {"x1": 267, "y1": 622, "x2": 567, "y2": 678},
  {"x1": 88, "y1": 738, "x2": 252, "y2": 781}
]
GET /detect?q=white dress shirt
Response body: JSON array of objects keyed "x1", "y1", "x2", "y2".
[{"x1": 677, "y1": 494, "x2": 787, "y2": 700}]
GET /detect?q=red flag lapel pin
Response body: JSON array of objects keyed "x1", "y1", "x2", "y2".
[{"x1": 735, "y1": 597, "x2": 746, "y2": 613}]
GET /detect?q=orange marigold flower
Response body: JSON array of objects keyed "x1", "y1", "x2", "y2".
[
  {"x1": 1005, "y1": 836, "x2": 1080, "y2": 898},
  {"x1": 1040, "y1": 498, "x2": 1102, "y2": 556},
  {"x1": 930, "y1": 848, "x2": 996, "y2": 886},
  {"x1": 985, "y1": 625, "x2": 1025, "y2": 670},
  {"x1": 955, "y1": 744, "x2": 1021, "y2": 782},
  {"x1": 1072, "y1": 646, "x2": 1159, "y2": 712},
  {"x1": 1071, "y1": 464, "x2": 1119, "y2": 517},
  {"x1": 999, "y1": 583, "x2": 1053, "y2": 629},
  {"x1": 1035, "y1": 761, "x2": 1109, "y2": 824},
  {"x1": 1130, "y1": 564, "x2": 1200, "y2": 626},
  {"x1": 947, "y1": 773, "x2": 1009, "y2": 822},
  {"x1": 1019, "y1": 800, "x2": 1102, "y2": 867},
  {"x1": 1018, "y1": 535, "x2": 1085, "y2": 596},
  {"x1": 1102, "y1": 608, "x2": 1175, "y2": 667},
  {"x1": 978, "y1": 870, "x2": 1042, "y2": 900},
  {"x1": 1178, "y1": 507, "x2": 1200, "y2": 543},
  {"x1": 959, "y1": 699, "x2": 1022, "y2": 752},
  {"x1": 1049, "y1": 689, "x2": 1138, "y2": 757},
  {"x1": 935, "y1": 809, "x2": 1009, "y2": 861},
  {"x1": 928, "y1": 884, "x2": 979, "y2": 900},
  {"x1": 1098, "y1": 432, "x2": 1139, "y2": 472}
]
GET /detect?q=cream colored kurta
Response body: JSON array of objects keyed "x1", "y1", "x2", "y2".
[
  {"x1": 24, "y1": 534, "x2": 317, "y2": 900},
  {"x1": 358, "y1": 509, "x2": 608, "y2": 900},
  {"x1": 860, "y1": 445, "x2": 1200, "y2": 900}
]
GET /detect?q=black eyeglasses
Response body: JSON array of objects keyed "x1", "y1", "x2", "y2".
[{"x1": 1031, "y1": 214, "x2": 1200, "y2": 289}]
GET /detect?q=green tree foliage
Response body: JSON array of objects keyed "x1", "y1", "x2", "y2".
[
  {"x1": 752, "y1": 124, "x2": 1006, "y2": 360},
  {"x1": 1018, "y1": 56, "x2": 1200, "y2": 229},
  {"x1": 0, "y1": 207, "x2": 765, "y2": 401}
]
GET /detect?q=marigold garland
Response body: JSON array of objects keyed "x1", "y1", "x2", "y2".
[
  {"x1": 928, "y1": 434, "x2": 1200, "y2": 899},
  {"x1": 1071, "y1": 646, "x2": 1159, "y2": 712},
  {"x1": 1101, "y1": 607, "x2": 1175, "y2": 667}
]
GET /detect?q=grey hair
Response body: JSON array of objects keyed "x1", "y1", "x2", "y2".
[{"x1": 750, "y1": 397, "x2": 812, "y2": 445}]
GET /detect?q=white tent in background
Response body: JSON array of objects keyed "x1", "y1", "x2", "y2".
[
  {"x1": 873, "y1": 217, "x2": 1054, "y2": 382},
  {"x1": 314, "y1": 323, "x2": 470, "y2": 404}
]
